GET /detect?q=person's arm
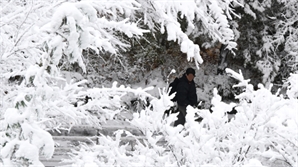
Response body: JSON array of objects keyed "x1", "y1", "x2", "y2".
[{"x1": 189, "y1": 83, "x2": 198, "y2": 106}]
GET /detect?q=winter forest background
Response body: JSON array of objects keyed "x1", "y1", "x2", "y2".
[{"x1": 0, "y1": 0, "x2": 297, "y2": 166}]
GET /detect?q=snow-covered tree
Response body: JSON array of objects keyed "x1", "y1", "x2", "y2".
[
  {"x1": 228, "y1": 0, "x2": 298, "y2": 86},
  {"x1": 271, "y1": 0, "x2": 298, "y2": 75},
  {"x1": 1, "y1": 0, "x2": 297, "y2": 166},
  {"x1": 0, "y1": 0, "x2": 147, "y2": 166},
  {"x1": 135, "y1": 0, "x2": 239, "y2": 68}
]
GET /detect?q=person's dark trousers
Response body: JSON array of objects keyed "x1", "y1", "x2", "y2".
[{"x1": 174, "y1": 105, "x2": 187, "y2": 126}]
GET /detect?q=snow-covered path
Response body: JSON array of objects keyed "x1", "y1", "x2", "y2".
[{"x1": 40, "y1": 121, "x2": 144, "y2": 166}]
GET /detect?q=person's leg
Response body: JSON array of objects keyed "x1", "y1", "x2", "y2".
[{"x1": 174, "y1": 105, "x2": 187, "y2": 126}]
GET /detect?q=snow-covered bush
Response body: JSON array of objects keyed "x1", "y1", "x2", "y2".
[
  {"x1": 0, "y1": 108, "x2": 54, "y2": 166},
  {"x1": 64, "y1": 87, "x2": 176, "y2": 166},
  {"x1": 66, "y1": 68, "x2": 297, "y2": 167}
]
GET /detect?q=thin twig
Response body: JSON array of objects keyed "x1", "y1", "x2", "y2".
[
  {"x1": 168, "y1": 145, "x2": 181, "y2": 167},
  {"x1": 14, "y1": 0, "x2": 34, "y2": 44},
  {"x1": 274, "y1": 131, "x2": 298, "y2": 149},
  {"x1": 270, "y1": 141, "x2": 293, "y2": 167},
  {"x1": 12, "y1": 23, "x2": 35, "y2": 50}
]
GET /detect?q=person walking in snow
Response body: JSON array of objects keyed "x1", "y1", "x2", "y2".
[{"x1": 174, "y1": 67, "x2": 198, "y2": 126}]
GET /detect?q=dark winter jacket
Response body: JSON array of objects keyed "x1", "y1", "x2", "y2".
[{"x1": 176, "y1": 74, "x2": 197, "y2": 107}]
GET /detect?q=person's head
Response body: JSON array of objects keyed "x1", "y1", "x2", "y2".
[{"x1": 185, "y1": 67, "x2": 195, "y2": 81}]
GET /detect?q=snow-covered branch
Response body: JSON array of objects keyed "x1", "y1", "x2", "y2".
[{"x1": 138, "y1": 0, "x2": 239, "y2": 69}]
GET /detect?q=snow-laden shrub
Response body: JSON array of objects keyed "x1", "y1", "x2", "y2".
[
  {"x1": 0, "y1": 109, "x2": 54, "y2": 166},
  {"x1": 0, "y1": 77, "x2": 102, "y2": 166},
  {"x1": 77, "y1": 82, "x2": 156, "y2": 122},
  {"x1": 220, "y1": 68, "x2": 297, "y2": 166},
  {"x1": 64, "y1": 87, "x2": 176, "y2": 166},
  {"x1": 66, "y1": 68, "x2": 297, "y2": 167}
]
